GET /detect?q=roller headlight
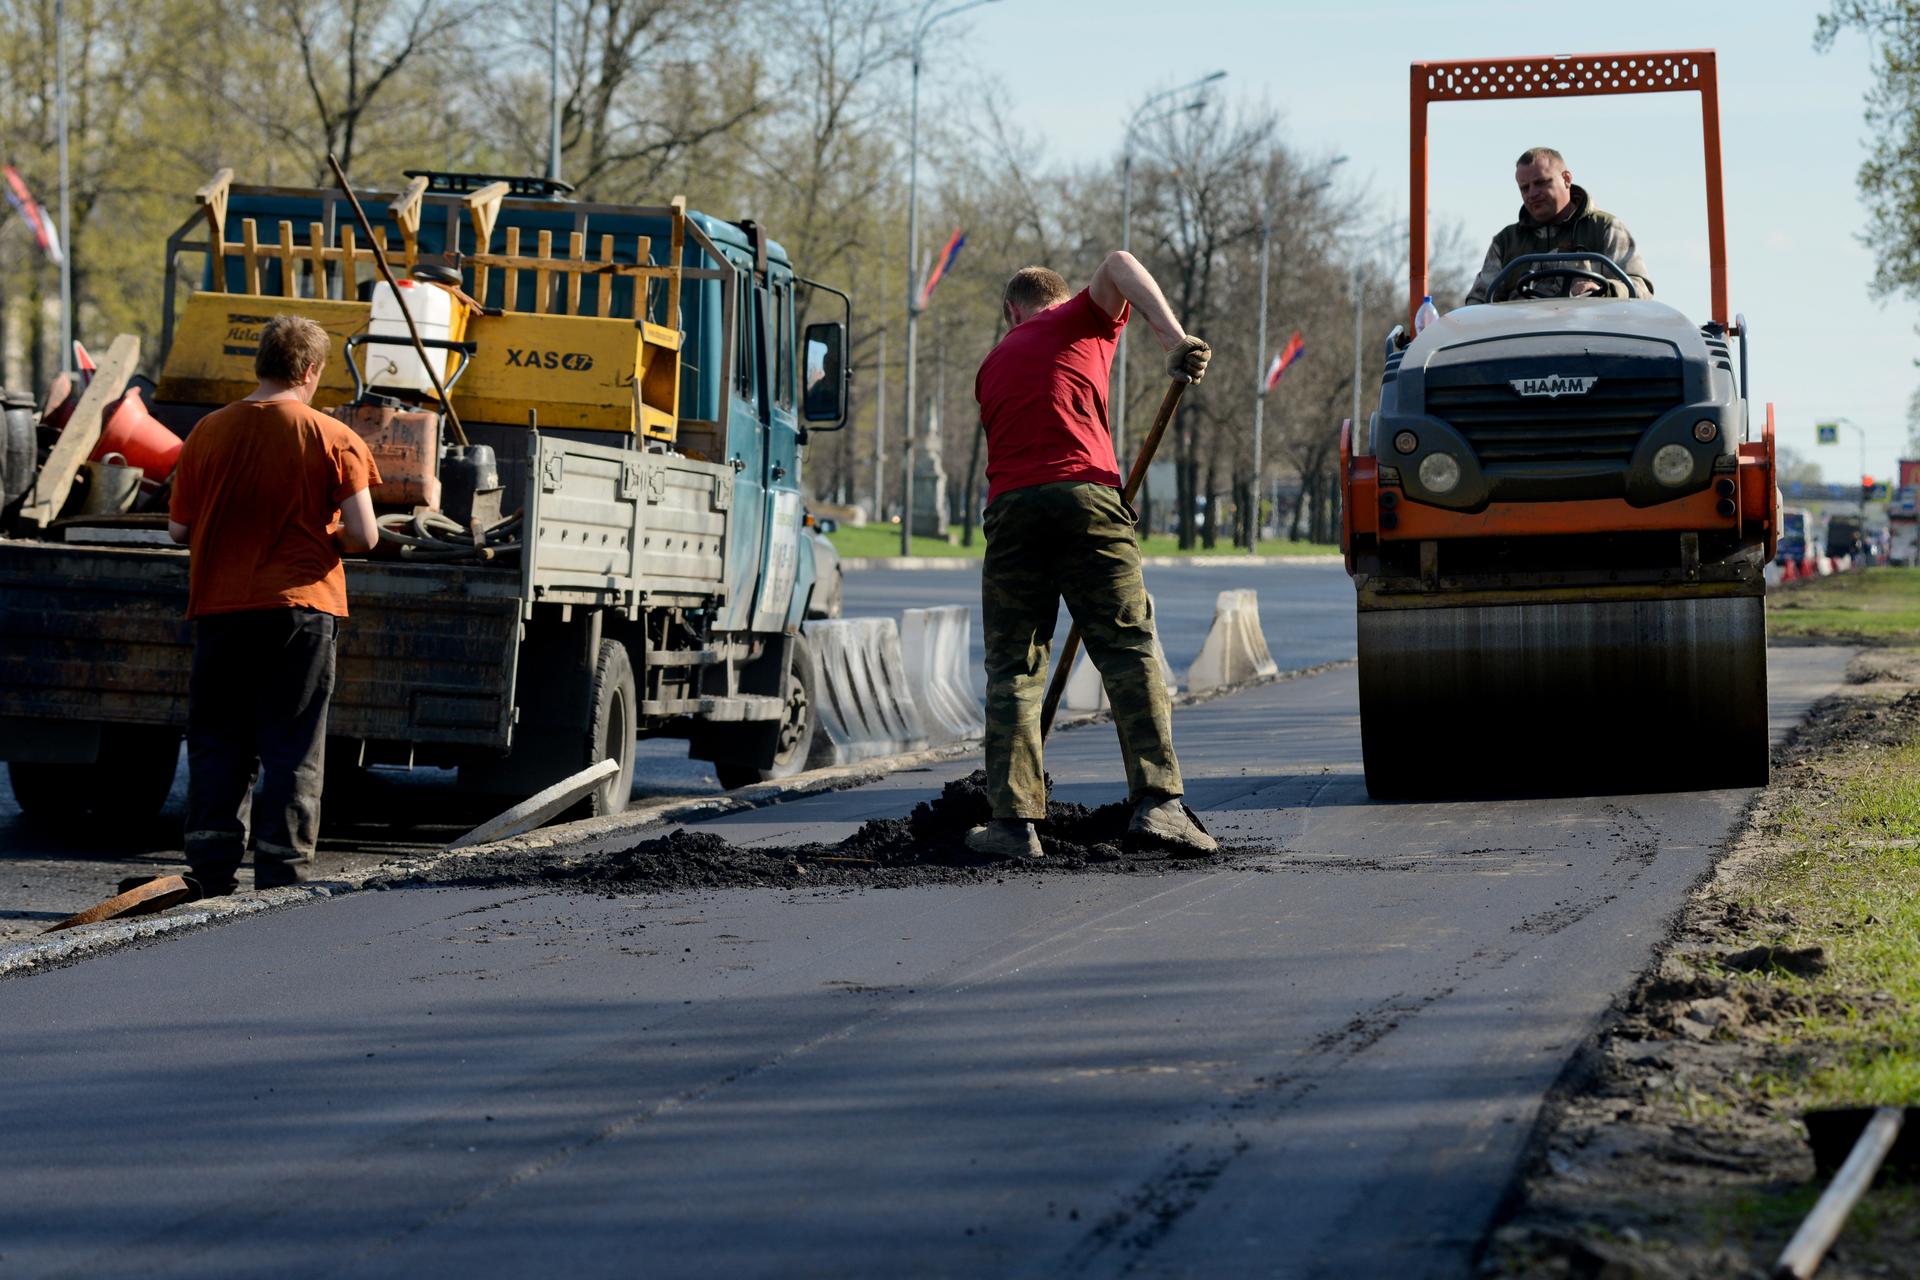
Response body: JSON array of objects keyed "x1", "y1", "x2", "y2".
[
  {"x1": 1393, "y1": 430, "x2": 1419, "y2": 455},
  {"x1": 1417, "y1": 452, "x2": 1462, "y2": 494},
  {"x1": 1692, "y1": 419, "x2": 1719, "y2": 443},
  {"x1": 1652, "y1": 443, "x2": 1694, "y2": 487}
]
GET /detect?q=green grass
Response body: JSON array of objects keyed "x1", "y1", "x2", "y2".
[
  {"x1": 1745, "y1": 735, "x2": 1920, "y2": 1109},
  {"x1": 824, "y1": 523, "x2": 1340, "y2": 560},
  {"x1": 1768, "y1": 567, "x2": 1920, "y2": 643}
]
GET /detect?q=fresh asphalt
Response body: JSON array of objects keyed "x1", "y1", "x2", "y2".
[
  {"x1": 0, "y1": 638, "x2": 1853, "y2": 1278},
  {"x1": 0, "y1": 560, "x2": 1354, "y2": 940}
]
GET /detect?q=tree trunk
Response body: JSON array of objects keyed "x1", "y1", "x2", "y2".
[
  {"x1": 1176, "y1": 422, "x2": 1196, "y2": 550},
  {"x1": 962, "y1": 422, "x2": 983, "y2": 547},
  {"x1": 1201, "y1": 462, "x2": 1218, "y2": 549},
  {"x1": 1287, "y1": 484, "x2": 1305, "y2": 541}
]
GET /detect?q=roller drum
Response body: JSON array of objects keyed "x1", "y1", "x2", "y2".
[{"x1": 1357, "y1": 593, "x2": 1768, "y2": 799}]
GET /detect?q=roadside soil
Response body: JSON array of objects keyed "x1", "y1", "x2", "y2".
[
  {"x1": 1483, "y1": 646, "x2": 1920, "y2": 1280},
  {"x1": 377, "y1": 770, "x2": 1231, "y2": 894}
]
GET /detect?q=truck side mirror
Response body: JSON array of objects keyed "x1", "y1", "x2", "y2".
[{"x1": 802, "y1": 321, "x2": 848, "y2": 430}]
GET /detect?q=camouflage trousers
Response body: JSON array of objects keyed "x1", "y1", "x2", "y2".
[{"x1": 980, "y1": 481, "x2": 1182, "y2": 820}]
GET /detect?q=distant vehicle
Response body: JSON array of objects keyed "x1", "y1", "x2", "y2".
[
  {"x1": 1825, "y1": 512, "x2": 1865, "y2": 561},
  {"x1": 804, "y1": 510, "x2": 844, "y2": 620},
  {"x1": 1890, "y1": 485, "x2": 1918, "y2": 567},
  {"x1": 1779, "y1": 508, "x2": 1820, "y2": 565}
]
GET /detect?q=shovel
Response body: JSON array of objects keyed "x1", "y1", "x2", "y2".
[
  {"x1": 1038, "y1": 376, "x2": 1187, "y2": 740},
  {"x1": 1772, "y1": 1105, "x2": 1920, "y2": 1279}
]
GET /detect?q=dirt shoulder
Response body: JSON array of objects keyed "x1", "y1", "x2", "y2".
[{"x1": 1484, "y1": 641, "x2": 1920, "y2": 1278}]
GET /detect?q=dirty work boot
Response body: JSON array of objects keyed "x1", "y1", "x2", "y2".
[
  {"x1": 965, "y1": 819, "x2": 1044, "y2": 860},
  {"x1": 1126, "y1": 795, "x2": 1218, "y2": 857}
]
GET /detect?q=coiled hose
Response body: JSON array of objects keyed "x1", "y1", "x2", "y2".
[{"x1": 376, "y1": 509, "x2": 523, "y2": 562}]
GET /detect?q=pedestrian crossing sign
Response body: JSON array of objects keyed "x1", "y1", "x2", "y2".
[{"x1": 1817, "y1": 423, "x2": 1839, "y2": 445}]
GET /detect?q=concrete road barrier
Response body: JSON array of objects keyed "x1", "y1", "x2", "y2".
[
  {"x1": 1063, "y1": 594, "x2": 1180, "y2": 712},
  {"x1": 1185, "y1": 589, "x2": 1279, "y2": 694},
  {"x1": 901, "y1": 605, "x2": 986, "y2": 743},
  {"x1": 804, "y1": 616, "x2": 930, "y2": 764}
]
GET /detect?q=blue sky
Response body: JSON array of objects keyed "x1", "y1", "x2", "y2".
[{"x1": 952, "y1": 0, "x2": 1913, "y2": 481}]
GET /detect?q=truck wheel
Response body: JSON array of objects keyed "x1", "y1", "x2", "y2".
[
  {"x1": 715, "y1": 635, "x2": 824, "y2": 790},
  {"x1": 581, "y1": 638, "x2": 637, "y2": 817},
  {"x1": 7, "y1": 726, "x2": 183, "y2": 828}
]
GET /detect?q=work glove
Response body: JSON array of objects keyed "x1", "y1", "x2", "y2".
[{"x1": 1167, "y1": 335, "x2": 1211, "y2": 385}]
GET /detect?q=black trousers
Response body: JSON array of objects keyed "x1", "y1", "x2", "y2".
[{"x1": 185, "y1": 608, "x2": 336, "y2": 892}]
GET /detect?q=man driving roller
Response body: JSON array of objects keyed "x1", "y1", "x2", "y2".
[{"x1": 1464, "y1": 147, "x2": 1653, "y2": 305}]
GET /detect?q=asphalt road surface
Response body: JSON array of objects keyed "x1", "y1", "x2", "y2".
[
  {"x1": 0, "y1": 560, "x2": 1352, "y2": 941},
  {"x1": 0, "y1": 646, "x2": 1851, "y2": 1279}
]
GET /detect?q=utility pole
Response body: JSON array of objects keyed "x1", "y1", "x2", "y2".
[
  {"x1": 54, "y1": 0, "x2": 72, "y2": 371},
  {"x1": 1115, "y1": 71, "x2": 1225, "y2": 462},
  {"x1": 1350, "y1": 261, "x2": 1365, "y2": 451},
  {"x1": 873, "y1": 327, "x2": 887, "y2": 522},
  {"x1": 1249, "y1": 189, "x2": 1271, "y2": 555},
  {"x1": 902, "y1": 0, "x2": 1000, "y2": 555},
  {"x1": 547, "y1": 0, "x2": 561, "y2": 182}
]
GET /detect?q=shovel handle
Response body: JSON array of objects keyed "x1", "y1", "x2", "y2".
[{"x1": 1038, "y1": 378, "x2": 1188, "y2": 741}]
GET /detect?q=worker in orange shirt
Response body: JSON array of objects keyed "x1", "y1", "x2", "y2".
[{"x1": 167, "y1": 316, "x2": 380, "y2": 895}]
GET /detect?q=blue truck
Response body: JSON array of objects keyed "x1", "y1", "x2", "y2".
[{"x1": 0, "y1": 169, "x2": 851, "y2": 823}]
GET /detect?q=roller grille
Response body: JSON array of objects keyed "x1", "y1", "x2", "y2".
[{"x1": 1424, "y1": 373, "x2": 1682, "y2": 464}]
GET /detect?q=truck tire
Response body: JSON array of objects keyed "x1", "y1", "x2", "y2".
[
  {"x1": 581, "y1": 638, "x2": 637, "y2": 817},
  {"x1": 715, "y1": 635, "x2": 824, "y2": 790},
  {"x1": 7, "y1": 726, "x2": 183, "y2": 829}
]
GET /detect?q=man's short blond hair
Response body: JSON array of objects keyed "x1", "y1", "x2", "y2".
[
  {"x1": 1516, "y1": 147, "x2": 1566, "y2": 171},
  {"x1": 1004, "y1": 267, "x2": 1071, "y2": 314},
  {"x1": 255, "y1": 315, "x2": 330, "y2": 384}
]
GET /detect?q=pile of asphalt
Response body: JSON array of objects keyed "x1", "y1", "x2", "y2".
[{"x1": 380, "y1": 770, "x2": 1223, "y2": 894}]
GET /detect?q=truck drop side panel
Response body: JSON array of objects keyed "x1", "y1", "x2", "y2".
[
  {"x1": 0, "y1": 543, "x2": 523, "y2": 754},
  {"x1": 330, "y1": 565, "x2": 523, "y2": 748},
  {"x1": 525, "y1": 433, "x2": 730, "y2": 609},
  {"x1": 0, "y1": 544, "x2": 193, "y2": 728}
]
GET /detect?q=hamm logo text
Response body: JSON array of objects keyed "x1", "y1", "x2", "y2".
[{"x1": 1509, "y1": 375, "x2": 1598, "y2": 399}]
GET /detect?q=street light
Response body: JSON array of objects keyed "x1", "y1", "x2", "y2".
[
  {"x1": 900, "y1": 0, "x2": 1002, "y2": 555},
  {"x1": 1115, "y1": 70, "x2": 1225, "y2": 463},
  {"x1": 1823, "y1": 417, "x2": 1870, "y2": 517},
  {"x1": 54, "y1": 0, "x2": 72, "y2": 371},
  {"x1": 1248, "y1": 159, "x2": 1344, "y2": 554}
]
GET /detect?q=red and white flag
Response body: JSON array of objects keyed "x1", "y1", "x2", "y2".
[{"x1": 1264, "y1": 330, "x2": 1304, "y2": 392}]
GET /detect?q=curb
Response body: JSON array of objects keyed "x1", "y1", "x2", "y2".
[
  {"x1": 0, "y1": 657, "x2": 1358, "y2": 980},
  {"x1": 837, "y1": 554, "x2": 1345, "y2": 571}
]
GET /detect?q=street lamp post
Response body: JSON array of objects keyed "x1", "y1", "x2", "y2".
[
  {"x1": 900, "y1": 0, "x2": 1000, "y2": 555},
  {"x1": 547, "y1": 0, "x2": 561, "y2": 182},
  {"x1": 1248, "y1": 191, "x2": 1271, "y2": 555},
  {"x1": 1115, "y1": 71, "x2": 1225, "y2": 464},
  {"x1": 1246, "y1": 162, "x2": 1344, "y2": 554},
  {"x1": 1828, "y1": 417, "x2": 1869, "y2": 517},
  {"x1": 1350, "y1": 261, "x2": 1365, "y2": 451},
  {"x1": 54, "y1": 0, "x2": 72, "y2": 372}
]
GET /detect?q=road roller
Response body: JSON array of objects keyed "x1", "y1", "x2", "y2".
[{"x1": 1342, "y1": 49, "x2": 1778, "y2": 799}]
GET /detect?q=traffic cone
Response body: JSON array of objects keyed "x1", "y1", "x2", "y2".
[{"x1": 91, "y1": 386, "x2": 182, "y2": 483}]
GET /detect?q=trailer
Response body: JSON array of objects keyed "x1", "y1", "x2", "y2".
[{"x1": 0, "y1": 170, "x2": 852, "y2": 825}]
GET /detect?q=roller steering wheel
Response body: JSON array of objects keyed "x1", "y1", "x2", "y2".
[{"x1": 1486, "y1": 251, "x2": 1641, "y2": 303}]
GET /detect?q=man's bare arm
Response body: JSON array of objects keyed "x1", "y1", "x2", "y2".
[
  {"x1": 1088, "y1": 251, "x2": 1187, "y2": 349},
  {"x1": 334, "y1": 487, "x2": 378, "y2": 554}
]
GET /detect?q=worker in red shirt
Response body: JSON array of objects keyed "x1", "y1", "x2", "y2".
[
  {"x1": 168, "y1": 316, "x2": 380, "y2": 895},
  {"x1": 969, "y1": 252, "x2": 1213, "y2": 859}
]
